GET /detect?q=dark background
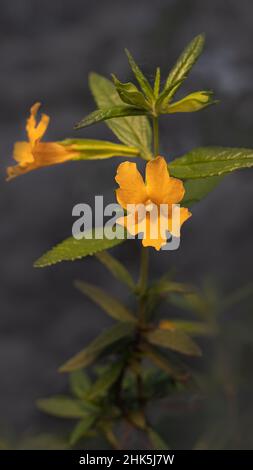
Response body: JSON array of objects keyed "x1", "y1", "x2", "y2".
[{"x1": 1, "y1": 0, "x2": 253, "y2": 449}]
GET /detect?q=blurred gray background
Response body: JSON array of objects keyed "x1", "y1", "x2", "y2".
[{"x1": 1, "y1": 0, "x2": 253, "y2": 449}]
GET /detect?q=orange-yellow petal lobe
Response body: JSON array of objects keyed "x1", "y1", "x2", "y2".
[
  {"x1": 116, "y1": 207, "x2": 167, "y2": 251},
  {"x1": 7, "y1": 142, "x2": 79, "y2": 180},
  {"x1": 166, "y1": 206, "x2": 192, "y2": 237},
  {"x1": 146, "y1": 156, "x2": 185, "y2": 204},
  {"x1": 13, "y1": 142, "x2": 34, "y2": 164},
  {"x1": 33, "y1": 142, "x2": 78, "y2": 165},
  {"x1": 142, "y1": 213, "x2": 168, "y2": 250},
  {"x1": 115, "y1": 161, "x2": 148, "y2": 209},
  {"x1": 26, "y1": 102, "x2": 50, "y2": 145}
]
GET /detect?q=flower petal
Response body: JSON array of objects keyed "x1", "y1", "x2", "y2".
[
  {"x1": 146, "y1": 156, "x2": 185, "y2": 204},
  {"x1": 115, "y1": 161, "x2": 147, "y2": 209},
  {"x1": 166, "y1": 206, "x2": 192, "y2": 237},
  {"x1": 26, "y1": 102, "x2": 50, "y2": 145},
  {"x1": 117, "y1": 208, "x2": 167, "y2": 251},
  {"x1": 13, "y1": 142, "x2": 34, "y2": 164},
  {"x1": 142, "y1": 213, "x2": 168, "y2": 250}
]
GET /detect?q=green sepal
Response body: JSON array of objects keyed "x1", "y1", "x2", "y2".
[{"x1": 61, "y1": 139, "x2": 139, "y2": 159}]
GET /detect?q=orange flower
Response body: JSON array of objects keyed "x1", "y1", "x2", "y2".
[
  {"x1": 7, "y1": 102, "x2": 79, "y2": 180},
  {"x1": 115, "y1": 156, "x2": 191, "y2": 250}
]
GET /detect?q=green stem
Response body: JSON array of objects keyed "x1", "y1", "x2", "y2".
[
  {"x1": 152, "y1": 117, "x2": 159, "y2": 156},
  {"x1": 138, "y1": 247, "x2": 149, "y2": 297}
]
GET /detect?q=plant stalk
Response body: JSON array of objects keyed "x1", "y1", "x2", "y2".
[{"x1": 152, "y1": 117, "x2": 159, "y2": 156}]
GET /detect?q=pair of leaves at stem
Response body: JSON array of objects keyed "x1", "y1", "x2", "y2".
[
  {"x1": 38, "y1": 367, "x2": 170, "y2": 448},
  {"x1": 76, "y1": 35, "x2": 216, "y2": 129},
  {"x1": 38, "y1": 368, "x2": 121, "y2": 446},
  {"x1": 57, "y1": 275, "x2": 203, "y2": 376}
]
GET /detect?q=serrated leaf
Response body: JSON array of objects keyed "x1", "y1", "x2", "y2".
[
  {"x1": 87, "y1": 361, "x2": 124, "y2": 399},
  {"x1": 34, "y1": 228, "x2": 125, "y2": 268},
  {"x1": 89, "y1": 73, "x2": 152, "y2": 159},
  {"x1": 165, "y1": 91, "x2": 216, "y2": 114},
  {"x1": 37, "y1": 396, "x2": 98, "y2": 418},
  {"x1": 182, "y1": 176, "x2": 223, "y2": 206},
  {"x1": 69, "y1": 370, "x2": 91, "y2": 399},
  {"x1": 75, "y1": 105, "x2": 146, "y2": 129},
  {"x1": 146, "y1": 328, "x2": 202, "y2": 357},
  {"x1": 159, "y1": 320, "x2": 217, "y2": 336},
  {"x1": 169, "y1": 147, "x2": 253, "y2": 179},
  {"x1": 60, "y1": 322, "x2": 135, "y2": 372},
  {"x1": 70, "y1": 416, "x2": 96, "y2": 446},
  {"x1": 61, "y1": 139, "x2": 139, "y2": 159},
  {"x1": 74, "y1": 280, "x2": 136, "y2": 323},
  {"x1": 95, "y1": 251, "x2": 135, "y2": 290},
  {"x1": 125, "y1": 49, "x2": 154, "y2": 100},
  {"x1": 148, "y1": 428, "x2": 169, "y2": 450},
  {"x1": 111, "y1": 75, "x2": 149, "y2": 109},
  {"x1": 165, "y1": 34, "x2": 205, "y2": 95}
]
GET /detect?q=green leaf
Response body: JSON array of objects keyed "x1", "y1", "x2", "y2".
[
  {"x1": 169, "y1": 147, "x2": 253, "y2": 179},
  {"x1": 182, "y1": 176, "x2": 223, "y2": 206},
  {"x1": 155, "y1": 78, "x2": 184, "y2": 110},
  {"x1": 165, "y1": 91, "x2": 216, "y2": 114},
  {"x1": 141, "y1": 342, "x2": 187, "y2": 380},
  {"x1": 37, "y1": 396, "x2": 98, "y2": 418},
  {"x1": 74, "y1": 280, "x2": 136, "y2": 323},
  {"x1": 89, "y1": 73, "x2": 152, "y2": 159},
  {"x1": 60, "y1": 322, "x2": 135, "y2": 372},
  {"x1": 149, "y1": 280, "x2": 193, "y2": 296},
  {"x1": 148, "y1": 428, "x2": 169, "y2": 450},
  {"x1": 69, "y1": 370, "x2": 91, "y2": 399},
  {"x1": 167, "y1": 292, "x2": 210, "y2": 319},
  {"x1": 146, "y1": 328, "x2": 202, "y2": 357},
  {"x1": 111, "y1": 75, "x2": 149, "y2": 109},
  {"x1": 125, "y1": 49, "x2": 154, "y2": 100},
  {"x1": 160, "y1": 320, "x2": 217, "y2": 336},
  {"x1": 70, "y1": 416, "x2": 96, "y2": 446},
  {"x1": 165, "y1": 34, "x2": 205, "y2": 95},
  {"x1": 87, "y1": 361, "x2": 124, "y2": 399},
  {"x1": 34, "y1": 228, "x2": 125, "y2": 268},
  {"x1": 75, "y1": 105, "x2": 147, "y2": 129},
  {"x1": 153, "y1": 67, "x2": 161, "y2": 98},
  {"x1": 61, "y1": 139, "x2": 139, "y2": 159},
  {"x1": 95, "y1": 251, "x2": 135, "y2": 290}
]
